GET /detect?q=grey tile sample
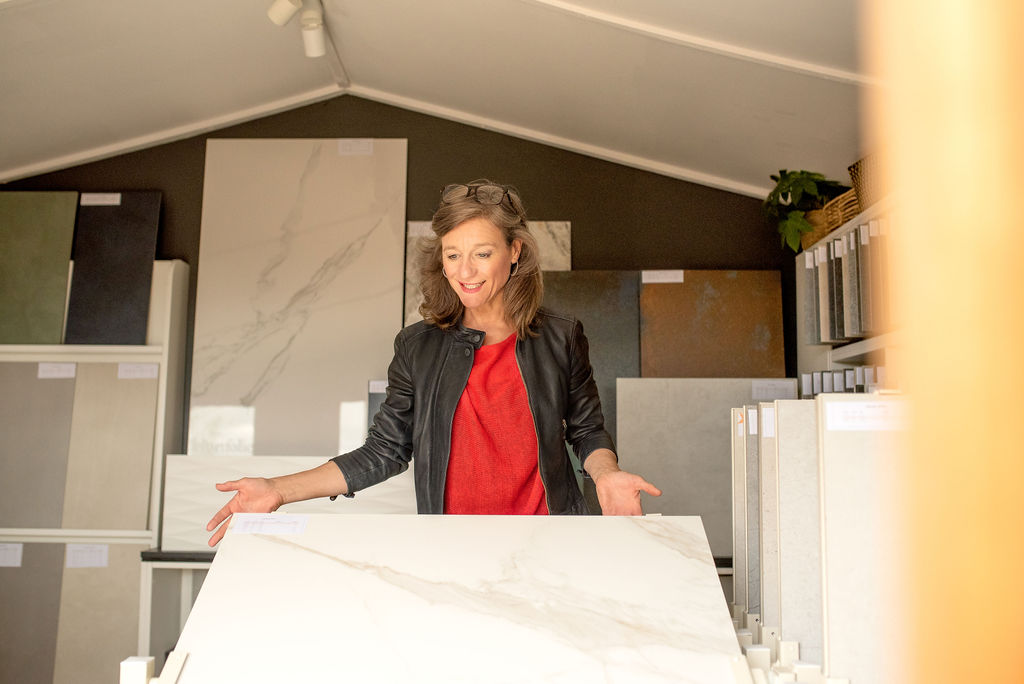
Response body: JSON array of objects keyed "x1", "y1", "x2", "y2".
[
  {"x1": 53, "y1": 543, "x2": 147, "y2": 684},
  {"x1": 616, "y1": 378, "x2": 796, "y2": 559},
  {"x1": 0, "y1": 543, "x2": 63, "y2": 684},
  {"x1": 0, "y1": 191, "x2": 78, "y2": 343},
  {"x1": 62, "y1": 363, "x2": 158, "y2": 530},
  {"x1": 64, "y1": 191, "x2": 161, "y2": 344},
  {"x1": 0, "y1": 362, "x2": 76, "y2": 528},
  {"x1": 189, "y1": 139, "x2": 407, "y2": 457},
  {"x1": 542, "y1": 270, "x2": 640, "y2": 444}
]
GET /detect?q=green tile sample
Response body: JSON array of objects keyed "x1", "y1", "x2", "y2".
[{"x1": 0, "y1": 191, "x2": 78, "y2": 343}]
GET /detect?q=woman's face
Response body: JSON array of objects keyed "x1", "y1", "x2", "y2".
[{"x1": 440, "y1": 217, "x2": 521, "y2": 315}]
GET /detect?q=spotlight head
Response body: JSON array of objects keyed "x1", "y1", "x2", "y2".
[
  {"x1": 301, "y1": 9, "x2": 326, "y2": 58},
  {"x1": 267, "y1": 0, "x2": 302, "y2": 26}
]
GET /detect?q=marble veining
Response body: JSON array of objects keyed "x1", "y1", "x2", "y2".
[
  {"x1": 189, "y1": 139, "x2": 407, "y2": 457},
  {"x1": 175, "y1": 514, "x2": 740, "y2": 683}
]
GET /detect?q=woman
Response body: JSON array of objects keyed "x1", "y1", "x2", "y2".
[{"x1": 207, "y1": 181, "x2": 659, "y2": 546}]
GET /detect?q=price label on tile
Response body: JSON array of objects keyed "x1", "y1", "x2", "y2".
[
  {"x1": 231, "y1": 513, "x2": 308, "y2": 536},
  {"x1": 66, "y1": 544, "x2": 109, "y2": 568},
  {"x1": 38, "y1": 362, "x2": 76, "y2": 379},
  {"x1": 118, "y1": 363, "x2": 159, "y2": 379},
  {"x1": 80, "y1": 193, "x2": 122, "y2": 206},
  {"x1": 826, "y1": 400, "x2": 907, "y2": 432},
  {"x1": 0, "y1": 543, "x2": 23, "y2": 567},
  {"x1": 736, "y1": 411, "x2": 744, "y2": 437},
  {"x1": 747, "y1": 408, "x2": 758, "y2": 435},
  {"x1": 641, "y1": 270, "x2": 685, "y2": 283},
  {"x1": 761, "y1": 406, "x2": 776, "y2": 438},
  {"x1": 338, "y1": 139, "x2": 374, "y2": 156}
]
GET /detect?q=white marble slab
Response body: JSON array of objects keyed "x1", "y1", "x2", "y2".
[
  {"x1": 615, "y1": 378, "x2": 796, "y2": 559},
  {"x1": 161, "y1": 454, "x2": 416, "y2": 551},
  {"x1": 816, "y1": 394, "x2": 907, "y2": 683},
  {"x1": 174, "y1": 514, "x2": 742, "y2": 683},
  {"x1": 404, "y1": 220, "x2": 570, "y2": 325},
  {"x1": 774, "y1": 399, "x2": 823, "y2": 665},
  {"x1": 189, "y1": 139, "x2": 407, "y2": 457}
]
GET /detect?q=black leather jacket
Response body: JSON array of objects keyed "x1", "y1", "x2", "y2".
[{"x1": 330, "y1": 309, "x2": 615, "y2": 514}]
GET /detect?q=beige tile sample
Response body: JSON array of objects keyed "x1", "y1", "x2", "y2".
[
  {"x1": 758, "y1": 402, "x2": 780, "y2": 630},
  {"x1": 730, "y1": 407, "x2": 747, "y2": 610},
  {"x1": 53, "y1": 543, "x2": 146, "y2": 684},
  {"x1": 61, "y1": 363, "x2": 158, "y2": 530}
]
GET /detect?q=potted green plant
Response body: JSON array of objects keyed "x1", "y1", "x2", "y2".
[{"x1": 763, "y1": 170, "x2": 850, "y2": 252}]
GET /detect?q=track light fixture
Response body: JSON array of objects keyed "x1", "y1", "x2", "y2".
[{"x1": 267, "y1": 0, "x2": 326, "y2": 58}]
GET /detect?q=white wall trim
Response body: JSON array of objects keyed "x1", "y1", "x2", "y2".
[
  {"x1": 0, "y1": 84, "x2": 344, "y2": 183},
  {"x1": 346, "y1": 84, "x2": 769, "y2": 198},
  {"x1": 519, "y1": 0, "x2": 879, "y2": 87}
]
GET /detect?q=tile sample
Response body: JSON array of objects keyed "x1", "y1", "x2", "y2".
[
  {"x1": 541, "y1": 270, "x2": 640, "y2": 444},
  {"x1": 743, "y1": 404, "x2": 760, "y2": 615},
  {"x1": 52, "y1": 543, "x2": 147, "y2": 684},
  {"x1": 616, "y1": 378, "x2": 796, "y2": 558},
  {"x1": 162, "y1": 454, "x2": 416, "y2": 551},
  {"x1": 0, "y1": 191, "x2": 78, "y2": 343},
  {"x1": 64, "y1": 191, "x2": 161, "y2": 344},
  {"x1": 775, "y1": 399, "x2": 823, "y2": 666},
  {"x1": 189, "y1": 139, "x2": 407, "y2": 457},
  {"x1": 640, "y1": 270, "x2": 785, "y2": 378},
  {"x1": 730, "y1": 408, "x2": 747, "y2": 611},
  {"x1": 176, "y1": 514, "x2": 741, "y2": 683},
  {"x1": 405, "y1": 221, "x2": 570, "y2": 326},
  {"x1": 0, "y1": 543, "x2": 63, "y2": 684},
  {"x1": 61, "y1": 363, "x2": 158, "y2": 530},
  {"x1": 757, "y1": 402, "x2": 780, "y2": 631},
  {"x1": 817, "y1": 394, "x2": 906, "y2": 683},
  {"x1": 0, "y1": 362, "x2": 76, "y2": 528}
]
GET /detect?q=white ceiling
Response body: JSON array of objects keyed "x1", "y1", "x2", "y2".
[{"x1": 0, "y1": 0, "x2": 877, "y2": 197}]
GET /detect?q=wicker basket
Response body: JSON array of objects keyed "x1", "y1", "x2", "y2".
[
  {"x1": 822, "y1": 188, "x2": 861, "y2": 229},
  {"x1": 848, "y1": 155, "x2": 882, "y2": 209},
  {"x1": 800, "y1": 209, "x2": 831, "y2": 250}
]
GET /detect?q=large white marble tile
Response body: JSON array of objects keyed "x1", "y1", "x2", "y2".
[
  {"x1": 404, "y1": 220, "x2": 570, "y2": 325},
  {"x1": 174, "y1": 514, "x2": 741, "y2": 683},
  {"x1": 816, "y1": 394, "x2": 908, "y2": 683},
  {"x1": 615, "y1": 378, "x2": 796, "y2": 559},
  {"x1": 189, "y1": 139, "x2": 407, "y2": 457},
  {"x1": 161, "y1": 454, "x2": 416, "y2": 551},
  {"x1": 774, "y1": 399, "x2": 823, "y2": 665}
]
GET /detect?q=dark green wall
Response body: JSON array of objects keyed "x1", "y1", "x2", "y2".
[{"x1": 5, "y1": 94, "x2": 795, "y2": 383}]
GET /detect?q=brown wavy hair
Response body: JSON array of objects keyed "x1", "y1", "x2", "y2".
[{"x1": 416, "y1": 180, "x2": 543, "y2": 337}]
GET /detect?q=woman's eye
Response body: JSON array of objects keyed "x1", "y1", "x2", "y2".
[
  {"x1": 476, "y1": 252, "x2": 492, "y2": 259},
  {"x1": 445, "y1": 254, "x2": 458, "y2": 261}
]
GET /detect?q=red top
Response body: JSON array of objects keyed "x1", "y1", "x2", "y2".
[{"x1": 444, "y1": 333, "x2": 548, "y2": 515}]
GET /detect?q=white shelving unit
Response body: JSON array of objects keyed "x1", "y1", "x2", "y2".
[
  {"x1": 794, "y1": 199, "x2": 900, "y2": 382},
  {"x1": 0, "y1": 259, "x2": 189, "y2": 548}
]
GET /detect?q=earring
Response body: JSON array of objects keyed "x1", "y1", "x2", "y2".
[{"x1": 509, "y1": 262, "x2": 520, "y2": 277}]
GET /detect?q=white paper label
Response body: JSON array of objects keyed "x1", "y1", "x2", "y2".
[
  {"x1": 855, "y1": 366, "x2": 866, "y2": 384},
  {"x1": 817, "y1": 246, "x2": 826, "y2": 264},
  {"x1": 337, "y1": 139, "x2": 374, "y2": 156},
  {"x1": 805, "y1": 252, "x2": 814, "y2": 270},
  {"x1": 368, "y1": 380, "x2": 388, "y2": 394},
  {"x1": 747, "y1": 408, "x2": 758, "y2": 435},
  {"x1": 761, "y1": 407, "x2": 776, "y2": 438},
  {"x1": 736, "y1": 412, "x2": 744, "y2": 437},
  {"x1": 752, "y1": 379, "x2": 796, "y2": 401},
  {"x1": 38, "y1": 362, "x2": 76, "y2": 379},
  {"x1": 231, "y1": 513, "x2": 308, "y2": 536},
  {"x1": 801, "y1": 373, "x2": 812, "y2": 396},
  {"x1": 80, "y1": 193, "x2": 122, "y2": 206},
  {"x1": 641, "y1": 270, "x2": 685, "y2": 284},
  {"x1": 0, "y1": 543, "x2": 23, "y2": 567},
  {"x1": 869, "y1": 219, "x2": 880, "y2": 236},
  {"x1": 860, "y1": 225, "x2": 869, "y2": 245},
  {"x1": 833, "y1": 370, "x2": 845, "y2": 391},
  {"x1": 117, "y1": 363, "x2": 158, "y2": 379},
  {"x1": 66, "y1": 544, "x2": 108, "y2": 568},
  {"x1": 812, "y1": 372, "x2": 822, "y2": 394},
  {"x1": 826, "y1": 400, "x2": 906, "y2": 431},
  {"x1": 822, "y1": 372, "x2": 833, "y2": 393}
]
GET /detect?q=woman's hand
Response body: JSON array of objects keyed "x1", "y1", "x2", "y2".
[
  {"x1": 584, "y1": 448, "x2": 662, "y2": 516},
  {"x1": 205, "y1": 478, "x2": 284, "y2": 547}
]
